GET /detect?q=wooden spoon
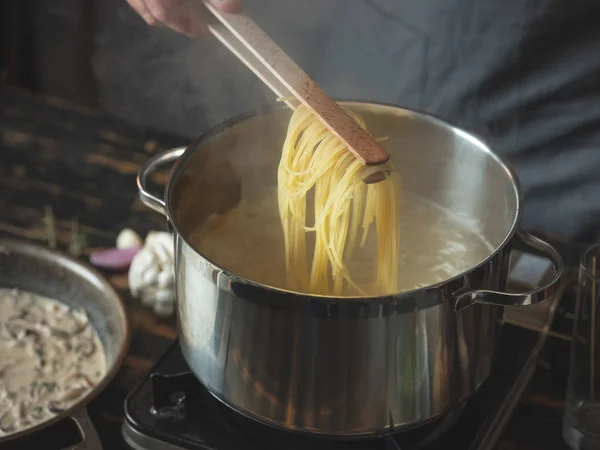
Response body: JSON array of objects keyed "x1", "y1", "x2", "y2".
[{"x1": 205, "y1": 3, "x2": 390, "y2": 182}]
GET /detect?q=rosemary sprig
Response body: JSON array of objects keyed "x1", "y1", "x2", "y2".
[
  {"x1": 43, "y1": 205, "x2": 56, "y2": 249},
  {"x1": 68, "y1": 219, "x2": 86, "y2": 257},
  {"x1": 42, "y1": 206, "x2": 87, "y2": 256}
]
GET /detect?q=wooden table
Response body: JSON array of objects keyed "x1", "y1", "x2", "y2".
[{"x1": 0, "y1": 86, "x2": 574, "y2": 449}]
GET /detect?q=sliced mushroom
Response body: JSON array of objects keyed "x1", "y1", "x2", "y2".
[
  {"x1": 5, "y1": 321, "x2": 25, "y2": 341},
  {"x1": 22, "y1": 304, "x2": 45, "y2": 323},
  {"x1": 0, "y1": 410, "x2": 16, "y2": 433},
  {"x1": 0, "y1": 325, "x2": 11, "y2": 341},
  {"x1": 48, "y1": 316, "x2": 79, "y2": 337},
  {"x1": 47, "y1": 401, "x2": 65, "y2": 414},
  {"x1": 14, "y1": 291, "x2": 33, "y2": 309},
  {"x1": 48, "y1": 386, "x2": 88, "y2": 412},
  {"x1": 74, "y1": 338, "x2": 96, "y2": 359},
  {"x1": 29, "y1": 382, "x2": 38, "y2": 400},
  {"x1": 30, "y1": 406, "x2": 45, "y2": 420},
  {"x1": 16, "y1": 401, "x2": 27, "y2": 420},
  {"x1": 53, "y1": 337, "x2": 71, "y2": 354},
  {"x1": 0, "y1": 389, "x2": 10, "y2": 402},
  {"x1": 72, "y1": 309, "x2": 89, "y2": 329},
  {"x1": 65, "y1": 373, "x2": 93, "y2": 389}
]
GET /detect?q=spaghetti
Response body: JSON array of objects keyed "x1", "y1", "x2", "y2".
[{"x1": 277, "y1": 105, "x2": 401, "y2": 296}]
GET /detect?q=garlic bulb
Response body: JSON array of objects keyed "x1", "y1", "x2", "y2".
[
  {"x1": 128, "y1": 231, "x2": 175, "y2": 318},
  {"x1": 116, "y1": 228, "x2": 143, "y2": 249}
]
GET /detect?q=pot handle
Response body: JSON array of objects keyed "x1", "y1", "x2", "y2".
[
  {"x1": 453, "y1": 230, "x2": 564, "y2": 311},
  {"x1": 61, "y1": 408, "x2": 102, "y2": 450},
  {"x1": 137, "y1": 147, "x2": 186, "y2": 216}
]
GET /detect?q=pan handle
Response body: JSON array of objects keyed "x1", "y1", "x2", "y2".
[
  {"x1": 453, "y1": 231, "x2": 564, "y2": 311},
  {"x1": 137, "y1": 147, "x2": 186, "y2": 217},
  {"x1": 62, "y1": 408, "x2": 102, "y2": 450}
]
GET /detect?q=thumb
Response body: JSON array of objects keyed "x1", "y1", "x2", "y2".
[{"x1": 207, "y1": 0, "x2": 243, "y2": 13}]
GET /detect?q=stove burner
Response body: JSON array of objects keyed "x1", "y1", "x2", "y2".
[
  {"x1": 141, "y1": 361, "x2": 466, "y2": 450},
  {"x1": 150, "y1": 372, "x2": 200, "y2": 419},
  {"x1": 123, "y1": 320, "x2": 555, "y2": 450}
]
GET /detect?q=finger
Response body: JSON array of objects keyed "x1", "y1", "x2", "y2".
[
  {"x1": 139, "y1": 0, "x2": 211, "y2": 38},
  {"x1": 207, "y1": 0, "x2": 243, "y2": 13},
  {"x1": 125, "y1": 0, "x2": 159, "y2": 25}
]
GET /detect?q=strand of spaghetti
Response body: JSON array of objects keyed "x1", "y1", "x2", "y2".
[{"x1": 277, "y1": 104, "x2": 401, "y2": 296}]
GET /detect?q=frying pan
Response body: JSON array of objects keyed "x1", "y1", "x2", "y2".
[{"x1": 0, "y1": 236, "x2": 130, "y2": 449}]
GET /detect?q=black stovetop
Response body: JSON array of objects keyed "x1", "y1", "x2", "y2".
[{"x1": 122, "y1": 321, "x2": 548, "y2": 450}]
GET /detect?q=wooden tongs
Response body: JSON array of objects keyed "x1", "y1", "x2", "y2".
[{"x1": 204, "y1": 3, "x2": 391, "y2": 183}]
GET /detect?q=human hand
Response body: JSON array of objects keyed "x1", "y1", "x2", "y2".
[{"x1": 125, "y1": 0, "x2": 243, "y2": 38}]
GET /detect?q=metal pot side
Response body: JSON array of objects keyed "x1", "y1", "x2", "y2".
[{"x1": 137, "y1": 102, "x2": 563, "y2": 436}]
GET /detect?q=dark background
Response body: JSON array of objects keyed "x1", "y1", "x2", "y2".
[
  {"x1": 1, "y1": 1, "x2": 98, "y2": 107},
  {"x1": 4, "y1": 0, "x2": 600, "y2": 244}
]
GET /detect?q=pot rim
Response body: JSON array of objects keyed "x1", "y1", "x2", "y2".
[{"x1": 165, "y1": 100, "x2": 523, "y2": 302}]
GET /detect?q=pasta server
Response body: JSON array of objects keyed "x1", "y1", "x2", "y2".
[{"x1": 204, "y1": 2, "x2": 391, "y2": 183}]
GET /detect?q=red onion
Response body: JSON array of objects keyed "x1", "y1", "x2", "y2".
[{"x1": 89, "y1": 247, "x2": 140, "y2": 271}]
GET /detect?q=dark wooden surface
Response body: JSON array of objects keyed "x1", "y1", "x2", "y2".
[{"x1": 0, "y1": 86, "x2": 574, "y2": 449}]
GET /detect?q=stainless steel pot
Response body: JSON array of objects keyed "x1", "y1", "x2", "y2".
[
  {"x1": 137, "y1": 102, "x2": 563, "y2": 437},
  {"x1": 0, "y1": 237, "x2": 130, "y2": 449}
]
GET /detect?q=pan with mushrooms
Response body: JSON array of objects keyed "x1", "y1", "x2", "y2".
[
  {"x1": 0, "y1": 288, "x2": 105, "y2": 433},
  {"x1": 0, "y1": 237, "x2": 129, "y2": 449}
]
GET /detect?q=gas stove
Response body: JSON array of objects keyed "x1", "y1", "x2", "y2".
[{"x1": 122, "y1": 251, "x2": 575, "y2": 450}]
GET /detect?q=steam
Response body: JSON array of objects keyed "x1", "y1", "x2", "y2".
[
  {"x1": 91, "y1": 0, "x2": 339, "y2": 139},
  {"x1": 91, "y1": 1, "x2": 268, "y2": 138},
  {"x1": 91, "y1": 0, "x2": 431, "y2": 139}
]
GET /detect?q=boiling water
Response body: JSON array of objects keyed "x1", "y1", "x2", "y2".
[{"x1": 190, "y1": 193, "x2": 494, "y2": 295}]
